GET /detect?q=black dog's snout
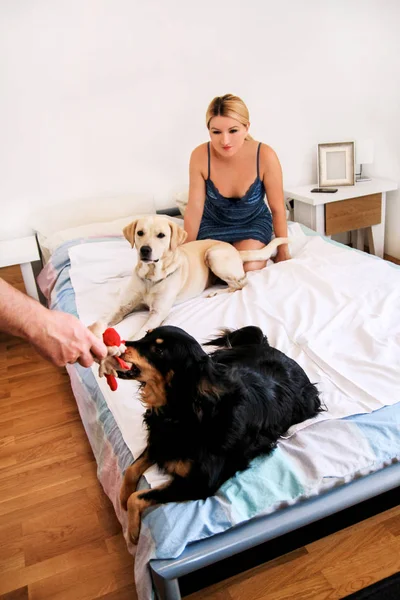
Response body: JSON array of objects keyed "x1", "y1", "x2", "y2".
[
  {"x1": 118, "y1": 363, "x2": 141, "y2": 380},
  {"x1": 131, "y1": 364, "x2": 141, "y2": 377},
  {"x1": 140, "y1": 246, "x2": 152, "y2": 257}
]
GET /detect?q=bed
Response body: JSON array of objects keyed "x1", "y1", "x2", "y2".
[{"x1": 34, "y1": 206, "x2": 400, "y2": 600}]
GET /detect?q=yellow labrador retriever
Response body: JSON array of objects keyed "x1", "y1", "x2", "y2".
[{"x1": 92, "y1": 215, "x2": 288, "y2": 341}]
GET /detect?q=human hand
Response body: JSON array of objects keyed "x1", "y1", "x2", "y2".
[
  {"x1": 274, "y1": 246, "x2": 291, "y2": 264},
  {"x1": 29, "y1": 310, "x2": 108, "y2": 368}
]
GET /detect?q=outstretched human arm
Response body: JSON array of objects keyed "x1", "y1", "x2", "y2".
[
  {"x1": 261, "y1": 144, "x2": 291, "y2": 263},
  {"x1": 184, "y1": 147, "x2": 207, "y2": 242},
  {"x1": 0, "y1": 278, "x2": 107, "y2": 368}
]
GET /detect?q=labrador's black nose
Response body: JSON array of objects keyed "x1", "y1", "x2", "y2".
[{"x1": 140, "y1": 246, "x2": 152, "y2": 258}]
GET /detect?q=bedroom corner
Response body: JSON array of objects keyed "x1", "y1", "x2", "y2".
[{"x1": 1, "y1": 2, "x2": 400, "y2": 600}]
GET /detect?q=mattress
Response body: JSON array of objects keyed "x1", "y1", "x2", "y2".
[{"x1": 37, "y1": 224, "x2": 400, "y2": 600}]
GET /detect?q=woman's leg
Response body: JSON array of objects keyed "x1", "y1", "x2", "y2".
[{"x1": 233, "y1": 239, "x2": 267, "y2": 272}]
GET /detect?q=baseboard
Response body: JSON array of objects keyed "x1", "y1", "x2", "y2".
[
  {"x1": 358, "y1": 247, "x2": 400, "y2": 265},
  {"x1": 384, "y1": 253, "x2": 400, "y2": 265}
]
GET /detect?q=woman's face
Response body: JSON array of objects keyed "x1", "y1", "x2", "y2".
[{"x1": 208, "y1": 115, "x2": 249, "y2": 157}]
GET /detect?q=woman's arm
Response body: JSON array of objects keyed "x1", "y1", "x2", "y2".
[
  {"x1": 261, "y1": 145, "x2": 291, "y2": 262},
  {"x1": 184, "y1": 148, "x2": 206, "y2": 242}
]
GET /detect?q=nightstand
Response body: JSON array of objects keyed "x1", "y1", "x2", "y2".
[
  {"x1": 284, "y1": 178, "x2": 398, "y2": 258},
  {"x1": 0, "y1": 236, "x2": 41, "y2": 300}
]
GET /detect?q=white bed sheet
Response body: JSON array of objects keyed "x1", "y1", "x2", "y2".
[{"x1": 68, "y1": 224, "x2": 400, "y2": 487}]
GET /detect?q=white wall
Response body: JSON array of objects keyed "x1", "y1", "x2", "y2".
[{"x1": 1, "y1": 0, "x2": 399, "y2": 256}]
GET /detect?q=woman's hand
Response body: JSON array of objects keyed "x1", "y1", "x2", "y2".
[
  {"x1": 274, "y1": 245, "x2": 291, "y2": 263},
  {"x1": 261, "y1": 145, "x2": 290, "y2": 263}
]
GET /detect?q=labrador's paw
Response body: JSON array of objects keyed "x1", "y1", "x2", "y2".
[
  {"x1": 207, "y1": 288, "x2": 233, "y2": 298},
  {"x1": 88, "y1": 319, "x2": 108, "y2": 339}
]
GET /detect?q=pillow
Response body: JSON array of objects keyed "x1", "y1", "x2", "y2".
[
  {"x1": 175, "y1": 190, "x2": 189, "y2": 216},
  {"x1": 30, "y1": 193, "x2": 155, "y2": 239},
  {"x1": 37, "y1": 213, "x2": 183, "y2": 264}
]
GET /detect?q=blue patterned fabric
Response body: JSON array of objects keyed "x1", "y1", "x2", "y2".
[
  {"x1": 197, "y1": 142, "x2": 273, "y2": 244},
  {"x1": 41, "y1": 232, "x2": 400, "y2": 600}
]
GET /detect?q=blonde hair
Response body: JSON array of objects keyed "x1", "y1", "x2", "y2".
[{"x1": 206, "y1": 94, "x2": 253, "y2": 140}]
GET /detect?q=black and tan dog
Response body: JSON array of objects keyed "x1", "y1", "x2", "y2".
[{"x1": 118, "y1": 325, "x2": 322, "y2": 543}]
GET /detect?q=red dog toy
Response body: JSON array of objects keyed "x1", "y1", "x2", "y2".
[{"x1": 102, "y1": 328, "x2": 130, "y2": 391}]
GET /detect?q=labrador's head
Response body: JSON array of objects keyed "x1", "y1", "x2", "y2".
[{"x1": 123, "y1": 216, "x2": 187, "y2": 263}]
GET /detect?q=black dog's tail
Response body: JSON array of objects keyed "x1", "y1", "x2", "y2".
[{"x1": 205, "y1": 326, "x2": 267, "y2": 348}]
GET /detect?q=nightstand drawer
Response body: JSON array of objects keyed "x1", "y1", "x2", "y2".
[{"x1": 325, "y1": 193, "x2": 382, "y2": 235}]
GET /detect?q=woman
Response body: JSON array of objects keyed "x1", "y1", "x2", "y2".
[{"x1": 184, "y1": 94, "x2": 290, "y2": 271}]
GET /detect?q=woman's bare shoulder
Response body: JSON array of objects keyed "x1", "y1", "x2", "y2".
[
  {"x1": 259, "y1": 143, "x2": 281, "y2": 173},
  {"x1": 190, "y1": 142, "x2": 208, "y2": 162},
  {"x1": 190, "y1": 143, "x2": 209, "y2": 180},
  {"x1": 259, "y1": 143, "x2": 278, "y2": 160}
]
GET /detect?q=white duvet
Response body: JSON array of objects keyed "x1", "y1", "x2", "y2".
[{"x1": 69, "y1": 224, "x2": 400, "y2": 486}]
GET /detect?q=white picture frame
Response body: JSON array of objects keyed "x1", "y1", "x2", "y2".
[{"x1": 317, "y1": 141, "x2": 355, "y2": 187}]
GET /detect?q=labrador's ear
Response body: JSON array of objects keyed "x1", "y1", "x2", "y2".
[
  {"x1": 123, "y1": 220, "x2": 139, "y2": 248},
  {"x1": 168, "y1": 221, "x2": 187, "y2": 252}
]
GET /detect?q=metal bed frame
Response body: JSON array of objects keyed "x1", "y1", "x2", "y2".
[
  {"x1": 139, "y1": 211, "x2": 400, "y2": 598},
  {"x1": 54, "y1": 208, "x2": 398, "y2": 600},
  {"x1": 149, "y1": 462, "x2": 400, "y2": 600}
]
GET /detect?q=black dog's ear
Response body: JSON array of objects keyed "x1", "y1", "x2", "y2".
[
  {"x1": 172, "y1": 343, "x2": 208, "y2": 369},
  {"x1": 197, "y1": 379, "x2": 223, "y2": 399},
  {"x1": 194, "y1": 378, "x2": 224, "y2": 420},
  {"x1": 166, "y1": 370, "x2": 174, "y2": 385}
]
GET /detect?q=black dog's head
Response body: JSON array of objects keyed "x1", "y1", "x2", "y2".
[{"x1": 117, "y1": 326, "x2": 208, "y2": 409}]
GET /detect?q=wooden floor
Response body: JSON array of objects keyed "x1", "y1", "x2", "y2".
[{"x1": 1, "y1": 264, "x2": 400, "y2": 600}]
